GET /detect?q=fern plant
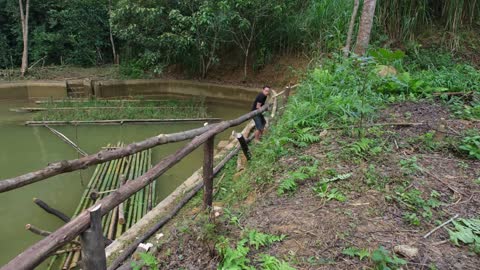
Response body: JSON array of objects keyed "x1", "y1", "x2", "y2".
[
  {"x1": 259, "y1": 254, "x2": 296, "y2": 270},
  {"x1": 277, "y1": 163, "x2": 318, "y2": 195},
  {"x1": 245, "y1": 229, "x2": 286, "y2": 250},
  {"x1": 312, "y1": 183, "x2": 346, "y2": 202}
]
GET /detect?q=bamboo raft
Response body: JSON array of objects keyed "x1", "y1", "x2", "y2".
[{"x1": 47, "y1": 143, "x2": 155, "y2": 270}]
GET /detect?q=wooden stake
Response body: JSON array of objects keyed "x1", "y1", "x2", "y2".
[
  {"x1": 203, "y1": 136, "x2": 215, "y2": 209},
  {"x1": 80, "y1": 204, "x2": 107, "y2": 270},
  {"x1": 235, "y1": 133, "x2": 251, "y2": 160}
]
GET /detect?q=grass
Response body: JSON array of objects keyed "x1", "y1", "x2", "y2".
[{"x1": 33, "y1": 97, "x2": 209, "y2": 121}]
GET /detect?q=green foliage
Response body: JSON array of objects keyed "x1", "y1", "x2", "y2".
[
  {"x1": 131, "y1": 252, "x2": 159, "y2": 270},
  {"x1": 258, "y1": 254, "x2": 296, "y2": 270},
  {"x1": 459, "y1": 132, "x2": 480, "y2": 160},
  {"x1": 349, "y1": 138, "x2": 383, "y2": 159},
  {"x1": 342, "y1": 246, "x2": 407, "y2": 269},
  {"x1": 342, "y1": 247, "x2": 371, "y2": 260},
  {"x1": 399, "y1": 156, "x2": 422, "y2": 175},
  {"x1": 216, "y1": 229, "x2": 287, "y2": 270},
  {"x1": 447, "y1": 218, "x2": 480, "y2": 254},
  {"x1": 277, "y1": 162, "x2": 318, "y2": 195},
  {"x1": 245, "y1": 230, "x2": 286, "y2": 250},
  {"x1": 216, "y1": 238, "x2": 253, "y2": 270},
  {"x1": 394, "y1": 187, "x2": 441, "y2": 226},
  {"x1": 34, "y1": 98, "x2": 208, "y2": 121},
  {"x1": 371, "y1": 246, "x2": 407, "y2": 270},
  {"x1": 312, "y1": 183, "x2": 346, "y2": 202}
]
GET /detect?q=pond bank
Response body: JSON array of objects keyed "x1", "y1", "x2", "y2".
[{"x1": 0, "y1": 79, "x2": 259, "y2": 103}]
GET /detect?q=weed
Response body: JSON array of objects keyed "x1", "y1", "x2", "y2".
[
  {"x1": 216, "y1": 229, "x2": 287, "y2": 269},
  {"x1": 459, "y1": 133, "x2": 480, "y2": 160},
  {"x1": 399, "y1": 156, "x2": 422, "y2": 175},
  {"x1": 348, "y1": 138, "x2": 383, "y2": 159},
  {"x1": 258, "y1": 254, "x2": 296, "y2": 270},
  {"x1": 371, "y1": 246, "x2": 407, "y2": 270},
  {"x1": 278, "y1": 163, "x2": 318, "y2": 195},
  {"x1": 216, "y1": 238, "x2": 252, "y2": 270},
  {"x1": 364, "y1": 165, "x2": 387, "y2": 189},
  {"x1": 342, "y1": 247, "x2": 371, "y2": 260},
  {"x1": 342, "y1": 246, "x2": 407, "y2": 269},
  {"x1": 131, "y1": 252, "x2": 159, "y2": 270},
  {"x1": 394, "y1": 187, "x2": 441, "y2": 226},
  {"x1": 475, "y1": 177, "x2": 480, "y2": 185},
  {"x1": 447, "y1": 218, "x2": 480, "y2": 254},
  {"x1": 244, "y1": 229, "x2": 286, "y2": 250},
  {"x1": 312, "y1": 183, "x2": 346, "y2": 202}
]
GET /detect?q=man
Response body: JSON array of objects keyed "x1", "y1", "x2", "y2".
[{"x1": 251, "y1": 85, "x2": 270, "y2": 141}]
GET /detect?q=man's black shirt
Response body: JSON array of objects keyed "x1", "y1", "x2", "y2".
[{"x1": 251, "y1": 93, "x2": 267, "y2": 111}]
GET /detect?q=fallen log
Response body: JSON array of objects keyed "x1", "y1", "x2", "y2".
[{"x1": 1, "y1": 104, "x2": 269, "y2": 270}]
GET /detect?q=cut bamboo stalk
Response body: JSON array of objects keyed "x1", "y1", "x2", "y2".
[
  {"x1": 103, "y1": 146, "x2": 123, "y2": 236},
  {"x1": 150, "y1": 149, "x2": 156, "y2": 209},
  {"x1": 44, "y1": 125, "x2": 88, "y2": 156},
  {"x1": 126, "y1": 152, "x2": 138, "y2": 228},
  {"x1": 61, "y1": 252, "x2": 73, "y2": 270},
  {"x1": 67, "y1": 251, "x2": 80, "y2": 270}
]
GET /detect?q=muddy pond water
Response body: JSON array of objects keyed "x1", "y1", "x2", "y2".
[{"x1": 0, "y1": 98, "x2": 247, "y2": 267}]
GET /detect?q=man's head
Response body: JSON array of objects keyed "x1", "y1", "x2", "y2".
[{"x1": 262, "y1": 85, "x2": 270, "y2": 96}]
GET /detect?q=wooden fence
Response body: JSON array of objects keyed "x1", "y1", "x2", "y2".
[{"x1": 0, "y1": 87, "x2": 293, "y2": 270}]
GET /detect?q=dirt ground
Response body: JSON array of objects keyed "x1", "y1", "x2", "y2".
[{"x1": 150, "y1": 100, "x2": 479, "y2": 270}]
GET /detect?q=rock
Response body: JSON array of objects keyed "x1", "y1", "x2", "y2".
[
  {"x1": 155, "y1": 233, "x2": 164, "y2": 240},
  {"x1": 377, "y1": 65, "x2": 397, "y2": 77},
  {"x1": 394, "y1": 245, "x2": 418, "y2": 258}
]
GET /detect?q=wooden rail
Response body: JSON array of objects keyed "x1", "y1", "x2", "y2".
[{"x1": 1, "y1": 104, "x2": 271, "y2": 270}]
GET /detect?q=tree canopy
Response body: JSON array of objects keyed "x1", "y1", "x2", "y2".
[{"x1": 1, "y1": 0, "x2": 479, "y2": 76}]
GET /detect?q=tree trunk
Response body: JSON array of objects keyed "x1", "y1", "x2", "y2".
[
  {"x1": 19, "y1": 0, "x2": 29, "y2": 77},
  {"x1": 344, "y1": 0, "x2": 360, "y2": 57},
  {"x1": 108, "y1": 0, "x2": 118, "y2": 64},
  {"x1": 243, "y1": 48, "x2": 249, "y2": 82},
  {"x1": 354, "y1": 0, "x2": 377, "y2": 56}
]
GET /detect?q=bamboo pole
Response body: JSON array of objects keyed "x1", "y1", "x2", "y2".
[
  {"x1": 44, "y1": 125, "x2": 88, "y2": 156},
  {"x1": 127, "y1": 153, "x2": 139, "y2": 228},
  {"x1": 26, "y1": 118, "x2": 222, "y2": 126},
  {"x1": 149, "y1": 149, "x2": 156, "y2": 210},
  {"x1": 142, "y1": 151, "x2": 149, "y2": 217}
]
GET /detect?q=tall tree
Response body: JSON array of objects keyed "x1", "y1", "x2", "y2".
[
  {"x1": 343, "y1": 0, "x2": 360, "y2": 57},
  {"x1": 354, "y1": 0, "x2": 376, "y2": 56},
  {"x1": 18, "y1": 0, "x2": 29, "y2": 76}
]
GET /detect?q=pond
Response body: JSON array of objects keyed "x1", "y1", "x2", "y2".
[{"x1": 0, "y1": 98, "x2": 248, "y2": 267}]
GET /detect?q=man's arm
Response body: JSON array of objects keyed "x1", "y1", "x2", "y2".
[{"x1": 256, "y1": 102, "x2": 262, "y2": 110}]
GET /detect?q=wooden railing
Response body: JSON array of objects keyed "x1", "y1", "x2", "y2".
[{"x1": 0, "y1": 92, "x2": 284, "y2": 270}]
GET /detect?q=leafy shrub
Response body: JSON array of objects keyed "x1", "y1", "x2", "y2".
[
  {"x1": 447, "y1": 218, "x2": 480, "y2": 254},
  {"x1": 459, "y1": 133, "x2": 480, "y2": 160}
]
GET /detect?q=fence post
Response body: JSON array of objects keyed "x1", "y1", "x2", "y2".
[
  {"x1": 235, "y1": 133, "x2": 251, "y2": 160},
  {"x1": 80, "y1": 204, "x2": 107, "y2": 270},
  {"x1": 203, "y1": 136, "x2": 215, "y2": 209},
  {"x1": 284, "y1": 86, "x2": 291, "y2": 103}
]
